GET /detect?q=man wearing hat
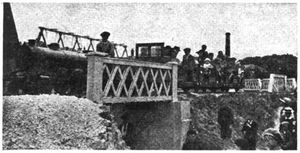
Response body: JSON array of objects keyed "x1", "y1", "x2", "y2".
[
  {"x1": 182, "y1": 48, "x2": 196, "y2": 82},
  {"x1": 196, "y1": 45, "x2": 208, "y2": 65},
  {"x1": 96, "y1": 31, "x2": 115, "y2": 57}
]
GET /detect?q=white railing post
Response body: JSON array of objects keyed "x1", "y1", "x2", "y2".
[
  {"x1": 286, "y1": 78, "x2": 297, "y2": 92},
  {"x1": 86, "y1": 52, "x2": 107, "y2": 103},
  {"x1": 171, "y1": 63, "x2": 178, "y2": 102},
  {"x1": 268, "y1": 74, "x2": 287, "y2": 92}
]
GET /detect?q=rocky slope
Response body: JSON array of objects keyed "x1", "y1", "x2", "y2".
[
  {"x1": 2, "y1": 95, "x2": 129, "y2": 150},
  {"x1": 179, "y1": 92, "x2": 297, "y2": 150},
  {"x1": 2, "y1": 92, "x2": 296, "y2": 150}
]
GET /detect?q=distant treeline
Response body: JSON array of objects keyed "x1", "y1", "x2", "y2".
[{"x1": 240, "y1": 54, "x2": 297, "y2": 79}]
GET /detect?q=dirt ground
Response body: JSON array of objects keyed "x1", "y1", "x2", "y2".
[{"x1": 179, "y1": 92, "x2": 296, "y2": 150}]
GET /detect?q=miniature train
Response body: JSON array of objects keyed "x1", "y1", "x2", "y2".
[
  {"x1": 3, "y1": 28, "x2": 243, "y2": 96},
  {"x1": 135, "y1": 42, "x2": 244, "y2": 93}
]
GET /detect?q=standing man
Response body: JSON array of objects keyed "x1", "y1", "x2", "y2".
[
  {"x1": 182, "y1": 129, "x2": 202, "y2": 150},
  {"x1": 96, "y1": 31, "x2": 115, "y2": 57},
  {"x1": 218, "y1": 106, "x2": 234, "y2": 139},
  {"x1": 182, "y1": 48, "x2": 196, "y2": 82},
  {"x1": 197, "y1": 45, "x2": 208, "y2": 65},
  {"x1": 119, "y1": 113, "x2": 134, "y2": 148},
  {"x1": 242, "y1": 119, "x2": 258, "y2": 150}
]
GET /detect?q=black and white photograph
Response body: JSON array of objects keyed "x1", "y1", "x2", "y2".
[{"x1": 1, "y1": 0, "x2": 298, "y2": 150}]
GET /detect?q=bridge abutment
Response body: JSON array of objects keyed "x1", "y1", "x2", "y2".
[
  {"x1": 110, "y1": 101, "x2": 190, "y2": 150},
  {"x1": 86, "y1": 53, "x2": 190, "y2": 149}
]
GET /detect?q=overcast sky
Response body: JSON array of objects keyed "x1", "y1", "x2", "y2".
[{"x1": 11, "y1": 3, "x2": 297, "y2": 60}]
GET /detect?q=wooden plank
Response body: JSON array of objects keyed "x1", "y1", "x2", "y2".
[
  {"x1": 160, "y1": 69, "x2": 168, "y2": 96},
  {"x1": 121, "y1": 47, "x2": 128, "y2": 57},
  {"x1": 166, "y1": 70, "x2": 172, "y2": 95},
  {"x1": 114, "y1": 47, "x2": 120, "y2": 58},
  {"x1": 150, "y1": 69, "x2": 159, "y2": 96},
  {"x1": 102, "y1": 96, "x2": 172, "y2": 104},
  {"x1": 137, "y1": 68, "x2": 149, "y2": 96},
  {"x1": 57, "y1": 33, "x2": 64, "y2": 48},
  {"x1": 115, "y1": 67, "x2": 130, "y2": 97},
  {"x1": 128, "y1": 68, "x2": 141, "y2": 96},
  {"x1": 141, "y1": 69, "x2": 150, "y2": 96},
  {"x1": 138, "y1": 82, "x2": 145, "y2": 96},
  {"x1": 101, "y1": 56, "x2": 172, "y2": 69},
  {"x1": 103, "y1": 65, "x2": 119, "y2": 96}
]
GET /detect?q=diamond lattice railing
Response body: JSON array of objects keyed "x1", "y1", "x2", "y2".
[
  {"x1": 87, "y1": 54, "x2": 177, "y2": 104},
  {"x1": 244, "y1": 79, "x2": 261, "y2": 91},
  {"x1": 102, "y1": 63, "x2": 172, "y2": 98}
]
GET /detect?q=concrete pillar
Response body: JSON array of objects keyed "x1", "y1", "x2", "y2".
[
  {"x1": 3, "y1": 3, "x2": 20, "y2": 76},
  {"x1": 111, "y1": 100, "x2": 190, "y2": 150}
]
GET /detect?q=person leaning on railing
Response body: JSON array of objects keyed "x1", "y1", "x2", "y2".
[{"x1": 96, "y1": 31, "x2": 115, "y2": 57}]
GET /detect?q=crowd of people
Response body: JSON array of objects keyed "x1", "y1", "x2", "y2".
[
  {"x1": 180, "y1": 45, "x2": 244, "y2": 84},
  {"x1": 182, "y1": 97, "x2": 297, "y2": 150},
  {"x1": 227, "y1": 97, "x2": 296, "y2": 150},
  {"x1": 233, "y1": 97, "x2": 296, "y2": 150},
  {"x1": 96, "y1": 31, "x2": 246, "y2": 92}
]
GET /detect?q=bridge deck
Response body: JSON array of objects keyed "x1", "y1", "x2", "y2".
[{"x1": 86, "y1": 52, "x2": 178, "y2": 104}]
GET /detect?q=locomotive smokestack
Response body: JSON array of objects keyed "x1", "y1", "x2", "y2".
[{"x1": 225, "y1": 32, "x2": 230, "y2": 57}]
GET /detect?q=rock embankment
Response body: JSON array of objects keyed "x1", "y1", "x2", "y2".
[
  {"x1": 179, "y1": 92, "x2": 296, "y2": 150},
  {"x1": 3, "y1": 95, "x2": 129, "y2": 150}
]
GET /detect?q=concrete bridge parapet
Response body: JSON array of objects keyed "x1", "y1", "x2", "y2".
[{"x1": 86, "y1": 52, "x2": 190, "y2": 150}]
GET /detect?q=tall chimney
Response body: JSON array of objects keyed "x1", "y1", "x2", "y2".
[{"x1": 225, "y1": 32, "x2": 230, "y2": 57}]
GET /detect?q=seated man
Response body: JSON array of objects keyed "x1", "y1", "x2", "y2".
[
  {"x1": 96, "y1": 31, "x2": 115, "y2": 57},
  {"x1": 202, "y1": 58, "x2": 214, "y2": 81}
]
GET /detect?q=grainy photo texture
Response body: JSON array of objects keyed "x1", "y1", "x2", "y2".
[{"x1": 2, "y1": 2, "x2": 297, "y2": 150}]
